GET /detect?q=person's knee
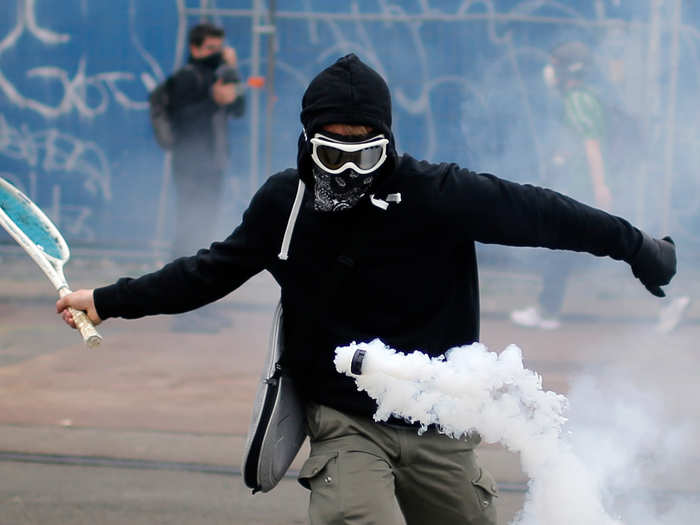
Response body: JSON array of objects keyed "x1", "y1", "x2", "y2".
[{"x1": 300, "y1": 449, "x2": 399, "y2": 525}]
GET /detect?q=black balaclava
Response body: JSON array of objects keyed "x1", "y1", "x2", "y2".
[{"x1": 297, "y1": 54, "x2": 398, "y2": 211}]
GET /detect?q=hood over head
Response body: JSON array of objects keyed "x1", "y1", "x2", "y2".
[{"x1": 297, "y1": 54, "x2": 397, "y2": 188}]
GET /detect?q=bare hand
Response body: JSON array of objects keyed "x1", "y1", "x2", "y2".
[
  {"x1": 212, "y1": 79, "x2": 237, "y2": 105},
  {"x1": 56, "y1": 289, "x2": 102, "y2": 329},
  {"x1": 223, "y1": 46, "x2": 238, "y2": 66}
]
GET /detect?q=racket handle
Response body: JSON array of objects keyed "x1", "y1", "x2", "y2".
[{"x1": 59, "y1": 288, "x2": 103, "y2": 348}]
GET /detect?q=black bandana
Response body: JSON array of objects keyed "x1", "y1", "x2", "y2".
[{"x1": 312, "y1": 165, "x2": 376, "y2": 212}]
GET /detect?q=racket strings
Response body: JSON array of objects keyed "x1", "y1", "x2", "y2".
[{"x1": 0, "y1": 185, "x2": 64, "y2": 260}]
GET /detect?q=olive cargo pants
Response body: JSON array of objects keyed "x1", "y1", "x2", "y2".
[{"x1": 299, "y1": 403, "x2": 498, "y2": 525}]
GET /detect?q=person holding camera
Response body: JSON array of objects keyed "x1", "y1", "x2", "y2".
[{"x1": 165, "y1": 22, "x2": 245, "y2": 331}]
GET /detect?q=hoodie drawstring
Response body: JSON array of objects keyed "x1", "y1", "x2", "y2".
[
  {"x1": 279, "y1": 184, "x2": 402, "y2": 259},
  {"x1": 369, "y1": 192, "x2": 402, "y2": 211},
  {"x1": 369, "y1": 194, "x2": 389, "y2": 210},
  {"x1": 278, "y1": 179, "x2": 306, "y2": 260}
]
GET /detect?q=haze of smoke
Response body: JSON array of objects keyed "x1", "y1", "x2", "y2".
[
  {"x1": 335, "y1": 339, "x2": 623, "y2": 525},
  {"x1": 562, "y1": 338, "x2": 700, "y2": 525}
]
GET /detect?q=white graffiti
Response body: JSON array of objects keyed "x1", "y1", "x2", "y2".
[
  {"x1": 0, "y1": 113, "x2": 111, "y2": 239},
  {"x1": 0, "y1": 0, "x2": 70, "y2": 51},
  {"x1": 284, "y1": 0, "x2": 511, "y2": 160},
  {"x1": 0, "y1": 113, "x2": 111, "y2": 202},
  {"x1": 0, "y1": 170, "x2": 96, "y2": 240},
  {"x1": 10, "y1": 57, "x2": 149, "y2": 119},
  {"x1": 0, "y1": 0, "x2": 152, "y2": 118},
  {"x1": 266, "y1": 0, "x2": 699, "y2": 245}
]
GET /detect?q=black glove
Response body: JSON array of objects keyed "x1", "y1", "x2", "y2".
[{"x1": 629, "y1": 232, "x2": 676, "y2": 297}]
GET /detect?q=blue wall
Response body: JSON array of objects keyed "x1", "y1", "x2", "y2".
[{"x1": 1, "y1": 1, "x2": 699, "y2": 253}]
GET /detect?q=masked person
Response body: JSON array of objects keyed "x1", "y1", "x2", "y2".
[
  {"x1": 510, "y1": 42, "x2": 689, "y2": 332},
  {"x1": 509, "y1": 42, "x2": 612, "y2": 330},
  {"x1": 58, "y1": 54, "x2": 676, "y2": 525},
  {"x1": 166, "y1": 22, "x2": 245, "y2": 332}
]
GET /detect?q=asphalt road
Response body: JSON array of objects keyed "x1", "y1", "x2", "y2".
[{"x1": 1, "y1": 258, "x2": 698, "y2": 524}]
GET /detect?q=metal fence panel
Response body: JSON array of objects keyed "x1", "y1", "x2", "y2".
[{"x1": 1, "y1": 1, "x2": 698, "y2": 257}]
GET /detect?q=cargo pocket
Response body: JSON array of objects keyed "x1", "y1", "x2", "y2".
[
  {"x1": 298, "y1": 451, "x2": 338, "y2": 490},
  {"x1": 471, "y1": 467, "x2": 498, "y2": 510}
]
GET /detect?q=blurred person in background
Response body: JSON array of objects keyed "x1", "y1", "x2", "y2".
[
  {"x1": 57, "y1": 54, "x2": 676, "y2": 525},
  {"x1": 600, "y1": 30, "x2": 692, "y2": 334},
  {"x1": 167, "y1": 22, "x2": 245, "y2": 332},
  {"x1": 510, "y1": 41, "x2": 689, "y2": 332}
]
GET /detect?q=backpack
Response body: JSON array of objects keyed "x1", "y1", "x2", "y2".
[
  {"x1": 148, "y1": 64, "x2": 201, "y2": 150},
  {"x1": 148, "y1": 81, "x2": 175, "y2": 150}
]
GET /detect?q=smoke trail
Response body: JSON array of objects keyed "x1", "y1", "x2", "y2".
[
  {"x1": 335, "y1": 339, "x2": 623, "y2": 525},
  {"x1": 562, "y1": 337, "x2": 700, "y2": 525}
]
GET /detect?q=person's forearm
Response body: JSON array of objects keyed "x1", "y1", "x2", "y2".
[
  {"x1": 93, "y1": 252, "x2": 260, "y2": 320},
  {"x1": 92, "y1": 182, "x2": 278, "y2": 321},
  {"x1": 585, "y1": 139, "x2": 606, "y2": 186},
  {"x1": 448, "y1": 168, "x2": 640, "y2": 261},
  {"x1": 584, "y1": 138, "x2": 611, "y2": 209}
]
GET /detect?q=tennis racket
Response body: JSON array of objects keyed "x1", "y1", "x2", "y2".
[{"x1": 0, "y1": 177, "x2": 102, "y2": 348}]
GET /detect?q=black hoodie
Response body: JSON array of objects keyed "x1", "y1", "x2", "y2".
[
  {"x1": 297, "y1": 54, "x2": 397, "y2": 188},
  {"x1": 167, "y1": 54, "x2": 245, "y2": 173},
  {"x1": 94, "y1": 55, "x2": 644, "y2": 418}
]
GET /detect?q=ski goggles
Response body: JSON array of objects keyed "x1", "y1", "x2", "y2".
[{"x1": 310, "y1": 133, "x2": 389, "y2": 175}]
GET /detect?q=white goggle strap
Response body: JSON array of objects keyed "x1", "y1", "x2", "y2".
[{"x1": 310, "y1": 134, "x2": 388, "y2": 152}]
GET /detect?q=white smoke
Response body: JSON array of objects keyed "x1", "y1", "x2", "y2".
[
  {"x1": 562, "y1": 339, "x2": 700, "y2": 525},
  {"x1": 334, "y1": 339, "x2": 625, "y2": 525}
]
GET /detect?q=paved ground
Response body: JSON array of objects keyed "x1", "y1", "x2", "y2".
[{"x1": 0, "y1": 252, "x2": 698, "y2": 524}]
